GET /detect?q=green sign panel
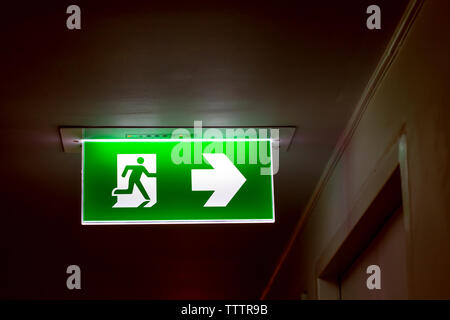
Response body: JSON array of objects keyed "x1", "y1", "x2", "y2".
[{"x1": 82, "y1": 139, "x2": 275, "y2": 224}]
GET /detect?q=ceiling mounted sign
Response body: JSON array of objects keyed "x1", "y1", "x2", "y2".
[{"x1": 81, "y1": 138, "x2": 275, "y2": 224}]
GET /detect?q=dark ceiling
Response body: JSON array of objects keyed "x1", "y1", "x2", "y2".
[{"x1": 2, "y1": 0, "x2": 408, "y2": 299}]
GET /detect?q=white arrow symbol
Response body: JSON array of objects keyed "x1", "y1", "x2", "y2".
[{"x1": 191, "y1": 153, "x2": 246, "y2": 207}]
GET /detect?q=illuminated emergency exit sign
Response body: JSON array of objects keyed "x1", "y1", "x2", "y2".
[{"x1": 81, "y1": 139, "x2": 275, "y2": 224}]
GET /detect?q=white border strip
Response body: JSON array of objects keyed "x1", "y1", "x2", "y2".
[
  {"x1": 81, "y1": 138, "x2": 275, "y2": 225},
  {"x1": 270, "y1": 139, "x2": 276, "y2": 224},
  {"x1": 81, "y1": 138, "x2": 272, "y2": 142},
  {"x1": 82, "y1": 219, "x2": 274, "y2": 225},
  {"x1": 81, "y1": 137, "x2": 85, "y2": 226}
]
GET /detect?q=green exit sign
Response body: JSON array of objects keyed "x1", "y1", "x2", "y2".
[{"x1": 82, "y1": 139, "x2": 275, "y2": 224}]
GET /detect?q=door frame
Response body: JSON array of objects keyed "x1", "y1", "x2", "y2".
[{"x1": 315, "y1": 133, "x2": 412, "y2": 299}]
